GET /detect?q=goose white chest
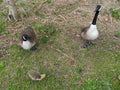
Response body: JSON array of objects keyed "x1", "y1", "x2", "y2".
[
  {"x1": 86, "y1": 25, "x2": 99, "y2": 40},
  {"x1": 21, "y1": 41, "x2": 34, "y2": 50}
]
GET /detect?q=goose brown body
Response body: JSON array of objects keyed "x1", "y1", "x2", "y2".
[
  {"x1": 20, "y1": 26, "x2": 36, "y2": 43},
  {"x1": 81, "y1": 26, "x2": 90, "y2": 39}
]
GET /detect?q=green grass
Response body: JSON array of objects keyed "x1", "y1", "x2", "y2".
[
  {"x1": 109, "y1": 8, "x2": 120, "y2": 20},
  {"x1": 32, "y1": 21, "x2": 61, "y2": 44},
  {"x1": 20, "y1": 2, "x2": 30, "y2": 7},
  {"x1": 0, "y1": 20, "x2": 6, "y2": 34},
  {"x1": 82, "y1": 78, "x2": 113, "y2": 90},
  {"x1": 116, "y1": 30, "x2": 120, "y2": 37},
  {"x1": 46, "y1": 0, "x2": 51, "y2": 3},
  {"x1": 1, "y1": 33, "x2": 120, "y2": 90},
  {"x1": 0, "y1": 0, "x2": 3, "y2": 2},
  {"x1": 0, "y1": 7, "x2": 7, "y2": 18},
  {"x1": 34, "y1": 10, "x2": 45, "y2": 19}
]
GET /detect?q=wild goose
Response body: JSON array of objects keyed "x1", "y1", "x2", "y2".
[
  {"x1": 81, "y1": 5, "x2": 101, "y2": 48},
  {"x1": 28, "y1": 70, "x2": 46, "y2": 81},
  {"x1": 20, "y1": 26, "x2": 37, "y2": 50}
]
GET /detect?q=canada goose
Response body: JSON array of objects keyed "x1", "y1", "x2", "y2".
[
  {"x1": 28, "y1": 70, "x2": 46, "y2": 81},
  {"x1": 20, "y1": 26, "x2": 37, "y2": 50},
  {"x1": 81, "y1": 5, "x2": 101, "y2": 48}
]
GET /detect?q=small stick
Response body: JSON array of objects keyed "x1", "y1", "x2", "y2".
[{"x1": 58, "y1": 15, "x2": 67, "y2": 23}]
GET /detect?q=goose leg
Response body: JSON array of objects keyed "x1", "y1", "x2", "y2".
[
  {"x1": 30, "y1": 46, "x2": 37, "y2": 51},
  {"x1": 82, "y1": 40, "x2": 93, "y2": 48}
]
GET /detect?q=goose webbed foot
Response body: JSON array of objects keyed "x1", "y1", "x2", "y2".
[
  {"x1": 82, "y1": 40, "x2": 93, "y2": 48},
  {"x1": 30, "y1": 46, "x2": 37, "y2": 51}
]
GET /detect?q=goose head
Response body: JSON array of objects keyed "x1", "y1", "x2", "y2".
[
  {"x1": 22, "y1": 34, "x2": 30, "y2": 41},
  {"x1": 94, "y1": 5, "x2": 101, "y2": 12}
]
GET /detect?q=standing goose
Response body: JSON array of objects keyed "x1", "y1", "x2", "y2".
[
  {"x1": 81, "y1": 5, "x2": 101, "y2": 48},
  {"x1": 20, "y1": 26, "x2": 37, "y2": 50}
]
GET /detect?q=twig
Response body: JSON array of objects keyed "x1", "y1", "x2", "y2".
[{"x1": 58, "y1": 15, "x2": 67, "y2": 23}]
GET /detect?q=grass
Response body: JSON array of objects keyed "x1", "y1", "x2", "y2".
[
  {"x1": 109, "y1": 8, "x2": 120, "y2": 20},
  {"x1": 116, "y1": 30, "x2": 120, "y2": 37},
  {"x1": 1, "y1": 34, "x2": 120, "y2": 90},
  {"x1": 0, "y1": 8, "x2": 4, "y2": 17},
  {"x1": 20, "y1": 2, "x2": 30, "y2": 7},
  {"x1": 32, "y1": 21, "x2": 61, "y2": 44},
  {"x1": 0, "y1": 0, "x2": 120, "y2": 90},
  {"x1": 0, "y1": 0, "x2": 3, "y2": 2},
  {"x1": 85, "y1": 76, "x2": 119, "y2": 90},
  {"x1": 53, "y1": 2, "x2": 79, "y2": 15},
  {"x1": 46, "y1": 0, "x2": 51, "y2": 3},
  {"x1": 34, "y1": 10, "x2": 45, "y2": 19},
  {"x1": 0, "y1": 20, "x2": 6, "y2": 34}
]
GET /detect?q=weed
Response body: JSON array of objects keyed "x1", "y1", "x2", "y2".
[
  {"x1": 14, "y1": 32, "x2": 19, "y2": 38},
  {"x1": 32, "y1": 21, "x2": 41, "y2": 31},
  {"x1": 20, "y1": 2, "x2": 29, "y2": 7},
  {"x1": 39, "y1": 13, "x2": 45, "y2": 19},
  {"x1": 46, "y1": 0, "x2": 51, "y2": 3},
  {"x1": 0, "y1": 61, "x2": 4, "y2": 68},
  {"x1": 109, "y1": 8, "x2": 120, "y2": 20},
  {"x1": 0, "y1": 0, "x2": 3, "y2": 3},
  {"x1": 81, "y1": 78, "x2": 113, "y2": 90},
  {"x1": 0, "y1": 20, "x2": 6, "y2": 34},
  {"x1": 34, "y1": 10, "x2": 45, "y2": 19},
  {"x1": 34, "y1": 10, "x2": 40, "y2": 16},
  {"x1": 81, "y1": 78, "x2": 97, "y2": 90},
  {"x1": 0, "y1": 7, "x2": 7, "y2": 18},
  {"x1": 39, "y1": 23, "x2": 60, "y2": 44},
  {"x1": 116, "y1": 30, "x2": 120, "y2": 37},
  {"x1": 32, "y1": 21, "x2": 60, "y2": 44}
]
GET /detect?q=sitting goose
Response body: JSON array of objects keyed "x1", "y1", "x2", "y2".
[
  {"x1": 81, "y1": 5, "x2": 101, "y2": 48},
  {"x1": 28, "y1": 70, "x2": 46, "y2": 81},
  {"x1": 20, "y1": 26, "x2": 37, "y2": 50}
]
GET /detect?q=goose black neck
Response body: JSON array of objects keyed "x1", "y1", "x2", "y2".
[{"x1": 92, "y1": 11, "x2": 99, "y2": 25}]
